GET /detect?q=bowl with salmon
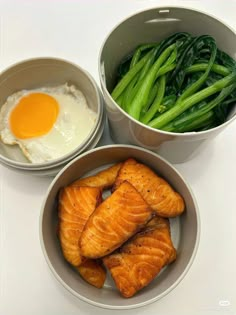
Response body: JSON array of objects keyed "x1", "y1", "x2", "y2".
[{"x1": 39, "y1": 144, "x2": 200, "y2": 309}]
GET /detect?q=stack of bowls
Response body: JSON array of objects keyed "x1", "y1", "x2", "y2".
[{"x1": 0, "y1": 58, "x2": 105, "y2": 176}]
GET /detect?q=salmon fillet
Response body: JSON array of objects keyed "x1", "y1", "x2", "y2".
[
  {"x1": 103, "y1": 217, "x2": 176, "y2": 298},
  {"x1": 71, "y1": 163, "x2": 122, "y2": 189},
  {"x1": 79, "y1": 181, "x2": 153, "y2": 259},
  {"x1": 76, "y1": 259, "x2": 106, "y2": 288},
  {"x1": 113, "y1": 158, "x2": 185, "y2": 217},
  {"x1": 58, "y1": 186, "x2": 102, "y2": 266}
]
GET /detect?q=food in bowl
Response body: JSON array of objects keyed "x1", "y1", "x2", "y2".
[
  {"x1": 0, "y1": 83, "x2": 97, "y2": 163},
  {"x1": 58, "y1": 185, "x2": 102, "y2": 267},
  {"x1": 40, "y1": 144, "x2": 199, "y2": 308},
  {"x1": 57, "y1": 158, "x2": 185, "y2": 297},
  {"x1": 79, "y1": 180, "x2": 153, "y2": 259},
  {"x1": 103, "y1": 216, "x2": 176, "y2": 298},
  {"x1": 75, "y1": 259, "x2": 106, "y2": 289},
  {"x1": 111, "y1": 158, "x2": 184, "y2": 217},
  {"x1": 111, "y1": 32, "x2": 236, "y2": 132}
]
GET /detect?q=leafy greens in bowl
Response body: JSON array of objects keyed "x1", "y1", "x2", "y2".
[{"x1": 111, "y1": 32, "x2": 236, "y2": 133}]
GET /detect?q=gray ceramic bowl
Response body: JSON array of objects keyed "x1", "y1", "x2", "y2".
[
  {"x1": 0, "y1": 57, "x2": 105, "y2": 175},
  {"x1": 99, "y1": 7, "x2": 236, "y2": 163},
  {"x1": 39, "y1": 145, "x2": 200, "y2": 309}
]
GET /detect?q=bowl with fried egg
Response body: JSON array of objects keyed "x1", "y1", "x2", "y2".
[
  {"x1": 0, "y1": 57, "x2": 105, "y2": 175},
  {"x1": 40, "y1": 144, "x2": 200, "y2": 309}
]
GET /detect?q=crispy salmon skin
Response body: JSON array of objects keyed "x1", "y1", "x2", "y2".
[
  {"x1": 79, "y1": 181, "x2": 153, "y2": 259},
  {"x1": 113, "y1": 158, "x2": 185, "y2": 217},
  {"x1": 58, "y1": 186, "x2": 102, "y2": 266},
  {"x1": 103, "y1": 217, "x2": 176, "y2": 298}
]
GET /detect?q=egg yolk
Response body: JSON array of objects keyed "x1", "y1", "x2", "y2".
[{"x1": 10, "y1": 93, "x2": 59, "y2": 139}]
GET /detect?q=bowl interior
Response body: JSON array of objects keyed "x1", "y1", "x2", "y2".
[
  {"x1": 40, "y1": 145, "x2": 199, "y2": 309},
  {"x1": 0, "y1": 58, "x2": 102, "y2": 168}
]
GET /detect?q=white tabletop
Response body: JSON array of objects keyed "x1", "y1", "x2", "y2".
[{"x1": 0, "y1": 1, "x2": 236, "y2": 314}]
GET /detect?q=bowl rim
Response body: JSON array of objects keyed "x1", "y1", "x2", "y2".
[
  {"x1": 0, "y1": 56, "x2": 103, "y2": 169},
  {"x1": 39, "y1": 144, "x2": 201, "y2": 309},
  {"x1": 98, "y1": 5, "x2": 236, "y2": 138}
]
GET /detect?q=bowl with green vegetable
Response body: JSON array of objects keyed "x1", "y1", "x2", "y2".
[{"x1": 99, "y1": 7, "x2": 236, "y2": 163}]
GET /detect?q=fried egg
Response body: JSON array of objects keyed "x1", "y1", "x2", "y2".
[{"x1": 0, "y1": 84, "x2": 97, "y2": 163}]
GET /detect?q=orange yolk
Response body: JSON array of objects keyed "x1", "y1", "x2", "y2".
[{"x1": 9, "y1": 93, "x2": 59, "y2": 139}]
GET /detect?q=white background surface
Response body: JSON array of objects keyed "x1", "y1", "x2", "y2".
[{"x1": 0, "y1": 0, "x2": 236, "y2": 314}]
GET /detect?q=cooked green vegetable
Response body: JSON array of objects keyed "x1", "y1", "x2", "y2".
[{"x1": 111, "y1": 32, "x2": 236, "y2": 132}]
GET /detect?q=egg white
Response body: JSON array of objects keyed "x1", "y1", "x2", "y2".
[{"x1": 0, "y1": 83, "x2": 97, "y2": 163}]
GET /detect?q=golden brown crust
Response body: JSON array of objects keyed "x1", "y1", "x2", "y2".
[
  {"x1": 113, "y1": 158, "x2": 185, "y2": 217},
  {"x1": 103, "y1": 217, "x2": 176, "y2": 298},
  {"x1": 58, "y1": 186, "x2": 102, "y2": 266},
  {"x1": 79, "y1": 181, "x2": 153, "y2": 259},
  {"x1": 76, "y1": 259, "x2": 106, "y2": 288},
  {"x1": 71, "y1": 163, "x2": 122, "y2": 190}
]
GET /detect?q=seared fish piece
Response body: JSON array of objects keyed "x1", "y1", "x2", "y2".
[
  {"x1": 76, "y1": 259, "x2": 106, "y2": 288},
  {"x1": 80, "y1": 181, "x2": 153, "y2": 259},
  {"x1": 113, "y1": 158, "x2": 185, "y2": 217},
  {"x1": 58, "y1": 186, "x2": 102, "y2": 266},
  {"x1": 71, "y1": 163, "x2": 122, "y2": 189},
  {"x1": 103, "y1": 217, "x2": 176, "y2": 298}
]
